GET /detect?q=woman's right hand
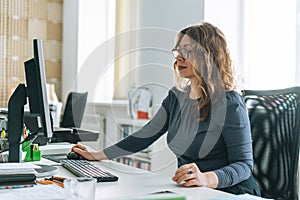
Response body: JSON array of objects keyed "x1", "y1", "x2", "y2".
[{"x1": 71, "y1": 143, "x2": 108, "y2": 161}]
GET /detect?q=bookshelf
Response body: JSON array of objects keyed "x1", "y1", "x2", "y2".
[{"x1": 115, "y1": 118, "x2": 153, "y2": 171}]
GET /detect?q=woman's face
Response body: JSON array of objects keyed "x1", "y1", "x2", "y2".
[{"x1": 175, "y1": 35, "x2": 197, "y2": 80}]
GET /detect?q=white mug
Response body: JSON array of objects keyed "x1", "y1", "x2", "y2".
[{"x1": 64, "y1": 177, "x2": 96, "y2": 200}]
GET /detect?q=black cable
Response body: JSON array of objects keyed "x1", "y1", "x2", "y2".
[
  {"x1": 0, "y1": 148, "x2": 8, "y2": 154},
  {"x1": 20, "y1": 131, "x2": 39, "y2": 144}
]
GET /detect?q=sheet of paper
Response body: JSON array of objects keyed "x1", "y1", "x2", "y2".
[
  {"x1": 0, "y1": 163, "x2": 41, "y2": 169},
  {"x1": 0, "y1": 163, "x2": 41, "y2": 175},
  {"x1": 0, "y1": 184, "x2": 67, "y2": 200},
  {"x1": 214, "y1": 194, "x2": 272, "y2": 200}
]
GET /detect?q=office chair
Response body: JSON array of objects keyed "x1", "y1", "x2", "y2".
[
  {"x1": 60, "y1": 92, "x2": 88, "y2": 128},
  {"x1": 243, "y1": 87, "x2": 300, "y2": 200}
]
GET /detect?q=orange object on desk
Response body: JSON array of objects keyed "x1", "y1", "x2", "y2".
[{"x1": 37, "y1": 179, "x2": 64, "y2": 188}]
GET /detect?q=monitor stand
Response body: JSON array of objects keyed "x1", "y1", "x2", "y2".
[{"x1": 8, "y1": 84, "x2": 27, "y2": 162}]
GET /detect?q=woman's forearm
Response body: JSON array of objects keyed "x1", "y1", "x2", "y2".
[
  {"x1": 94, "y1": 150, "x2": 108, "y2": 160},
  {"x1": 203, "y1": 171, "x2": 219, "y2": 188}
]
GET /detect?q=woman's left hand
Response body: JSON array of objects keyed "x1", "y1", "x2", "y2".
[{"x1": 172, "y1": 163, "x2": 218, "y2": 188}]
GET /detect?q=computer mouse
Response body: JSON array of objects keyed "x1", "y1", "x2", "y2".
[{"x1": 66, "y1": 152, "x2": 81, "y2": 160}]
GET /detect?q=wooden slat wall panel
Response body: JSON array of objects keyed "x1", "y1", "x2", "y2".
[{"x1": 0, "y1": 0, "x2": 63, "y2": 107}]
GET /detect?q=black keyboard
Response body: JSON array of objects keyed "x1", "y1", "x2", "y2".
[{"x1": 60, "y1": 160, "x2": 119, "y2": 182}]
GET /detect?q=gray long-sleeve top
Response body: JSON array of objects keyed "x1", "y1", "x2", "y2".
[{"x1": 104, "y1": 87, "x2": 253, "y2": 188}]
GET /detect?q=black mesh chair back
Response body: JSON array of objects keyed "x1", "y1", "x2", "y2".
[
  {"x1": 60, "y1": 92, "x2": 88, "y2": 128},
  {"x1": 243, "y1": 87, "x2": 300, "y2": 200}
]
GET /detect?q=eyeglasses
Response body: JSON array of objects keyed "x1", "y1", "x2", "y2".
[{"x1": 171, "y1": 48, "x2": 192, "y2": 60}]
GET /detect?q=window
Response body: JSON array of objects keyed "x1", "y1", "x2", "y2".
[
  {"x1": 243, "y1": 0, "x2": 296, "y2": 89},
  {"x1": 77, "y1": 0, "x2": 116, "y2": 102},
  {"x1": 205, "y1": 0, "x2": 297, "y2": 90}
]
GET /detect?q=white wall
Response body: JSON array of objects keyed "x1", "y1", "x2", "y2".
[
  {"x1": 204, "y1": 0, "x2": 244, "y2": 85},
  {"x1": 62, "y1": 0, "x2": 79, "y2": 103},
  {"x1": 205, "y1": 0, "x2": 298, "y2": 90},
  {"x1": 62, "y1": 0, "x2": 204, "y2": 105},
  {"x1": 131, "y1": 0, "x2": 205, "y2": 105},
  {"x1": 132, "y1": 0, "x2": 205, "y2": 176},
  {"x1": 62, "y1": 0, "x2": 205, "y2": 176}
]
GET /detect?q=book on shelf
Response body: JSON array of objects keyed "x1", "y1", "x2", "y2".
[
  {"x1": 117, "y1": 119, "x2": 153, "y2": 171},
  {"x1": 116, "y1": 156, "x2": 151, "y2": 171},
  {"x1": 122, "y1": 125, "x2": 133, "y2": 138},
  {"x1": 140, "y1": 162, "x2": 151, "y2": 171}
]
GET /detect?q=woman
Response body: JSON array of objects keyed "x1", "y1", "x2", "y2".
[{"x1": 72, "y1": 22, "x2": 261, "y2": 195}]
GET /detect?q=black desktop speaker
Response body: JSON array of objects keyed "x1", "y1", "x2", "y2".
[{"x1": 60, "y1": 92, "x2": 88, "y2": 128}]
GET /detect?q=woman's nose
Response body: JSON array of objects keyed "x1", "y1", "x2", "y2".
[{"x1": 176, "y1": 55, "x2": 184, "y2": 62}]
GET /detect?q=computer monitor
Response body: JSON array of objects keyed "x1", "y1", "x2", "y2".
[
  {"x1": 8, "y1": 39, "x2": 53, "y2": 162},
  {"x1": 25, "y1": 39, "x2": 53, "y2": 140}
]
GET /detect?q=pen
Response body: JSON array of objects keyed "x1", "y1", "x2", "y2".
[
  {"x1": 37, "y1": 179, "x2": 64, "y2": 188},
  {"x1": 37, "y1": 175, "x2": 68, "y2": 188},
  {"x1": 150, "y1": 190, "x2": 174, "y2": 194},
  {"x1": 51, "y1": 175, "x2": 67, "y2": 183}
]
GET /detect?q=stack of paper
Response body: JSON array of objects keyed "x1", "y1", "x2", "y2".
[
  {"x1": 0, "y1": 163, "x2": 41, "y2": 175},
  {"x1": 0, "y1": 163, "x2": 40, "y2": 189},
  {"x1": 0, "y1": 184, "x2": 66, "y2": 199}
]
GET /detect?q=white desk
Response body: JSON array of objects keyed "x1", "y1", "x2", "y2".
[
  {"x1": 0, "y1": 144, "x2": 235, "y2": 200},
  {"x1": 47, "y1": 159, "x2": 234, "y2": 200}
]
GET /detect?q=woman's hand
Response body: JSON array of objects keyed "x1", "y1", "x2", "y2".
[
  {"x1": 172, "y1": 163, "x2": 218, "y2": 188},
  {"x1": 71, "y1": 143, "x2": 108, "y2": 161}
]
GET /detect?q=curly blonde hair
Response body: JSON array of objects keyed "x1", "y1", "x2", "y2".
[{"x1": 173, "y1": 22, "x2": 237, "y2": 121}]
